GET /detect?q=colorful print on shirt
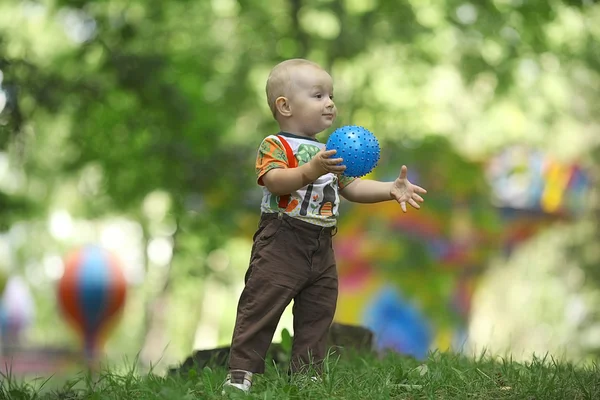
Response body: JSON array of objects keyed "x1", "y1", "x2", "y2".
[{"x1": 255, "y1": 132, "x2": 355, "y2": 227}]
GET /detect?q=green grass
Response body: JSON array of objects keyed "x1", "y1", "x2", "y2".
[{"x1": 1, "y1": 350, "x2": 599, "y2": 399}]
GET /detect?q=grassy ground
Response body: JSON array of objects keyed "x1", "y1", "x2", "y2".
[{"x1": 1, "y1": 350, "x2": 598, "y2": 399}]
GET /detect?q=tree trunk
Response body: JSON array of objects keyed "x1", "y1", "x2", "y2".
[{"x1": 138, "y1": 225, "x2": 179, "y2": 369}]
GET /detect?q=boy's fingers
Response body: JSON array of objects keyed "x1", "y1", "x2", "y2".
[
  {"x1": 322, "y1": 149, "x2": 337, "y2": 158},
  {"x1": 413, "y1": 194, "x2": 424, "y2": 203},
  {"x1": 398, "y1": 165, "x2": 408, "y2": 180},
  {"x1": 408, "y1": 199, "x2": 420, "y2": 209}
]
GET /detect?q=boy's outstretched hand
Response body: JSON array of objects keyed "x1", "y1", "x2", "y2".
[{"x1": 390, "y1": 165, "x2": 427, "y2": 213}]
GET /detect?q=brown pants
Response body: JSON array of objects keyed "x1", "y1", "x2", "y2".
[{"x1": 228, "y1": 212, "x2": 338, "y2": 374}]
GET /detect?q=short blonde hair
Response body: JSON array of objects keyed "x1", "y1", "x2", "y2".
[{"x1": 265, "y1": 58, "x2": 322, "y2": 118}]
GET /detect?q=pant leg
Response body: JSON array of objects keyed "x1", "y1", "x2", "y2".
[
  {"x1": 290, "y1": 233, "x2": 338, "y2": 373},
  {"x1": 228, "y1": 215, "x2": 309, "y2": 373}
]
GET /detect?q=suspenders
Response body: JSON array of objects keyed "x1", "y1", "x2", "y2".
[{"x1": 276, "y1": 135, "x2": 297, "y2": 209}]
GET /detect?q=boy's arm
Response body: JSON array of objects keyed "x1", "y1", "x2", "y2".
[
  {"x1": 262, "y1": 164, "x2": 323, "y2": 196},
  {"x1": 260, "y1": 147, "x2": 346, "y2": 195},
  {"x1": 339, "y1": 179, "x2": 394, "y2": 203},
  {"x1": 340, "y1": 165, "x2": 427, "y2": 212}
]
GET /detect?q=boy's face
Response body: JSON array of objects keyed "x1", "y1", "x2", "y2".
[{"x1": 285, "y1": 65, "x2": 336, "y2": 135}]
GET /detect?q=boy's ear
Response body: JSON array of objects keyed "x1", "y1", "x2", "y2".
[{"x1": 275, "y1": 96, "x2": 292, "y2": 117}]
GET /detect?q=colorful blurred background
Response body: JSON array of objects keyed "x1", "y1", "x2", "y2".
[{"x1": 0, "y1": 0, "x2": 598, "y2": 377}]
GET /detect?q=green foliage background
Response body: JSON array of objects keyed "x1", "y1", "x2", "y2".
[{"x1": 0, "y1": 0, "x2": 598, "y2": 368}]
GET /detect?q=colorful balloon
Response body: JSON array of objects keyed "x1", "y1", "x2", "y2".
[{"x1": 57, "y1": 245, "x2": 127, "y2": 360}]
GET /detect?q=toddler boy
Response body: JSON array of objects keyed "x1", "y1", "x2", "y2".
[{"x1": 223, "y1": 58, "x2": 427, "y2": 393}]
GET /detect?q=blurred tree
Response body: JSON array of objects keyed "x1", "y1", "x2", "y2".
[{"x1": 0, "y1": 0, "x2": 599, "y2": 362}]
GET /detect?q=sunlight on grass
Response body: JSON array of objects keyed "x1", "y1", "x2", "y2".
[{"x1": 1, "y1": 350, "x2": 598, "y2": 399}]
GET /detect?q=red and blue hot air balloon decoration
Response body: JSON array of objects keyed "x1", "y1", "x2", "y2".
[{"x1": 57, "y1": 245, "x2": 127, "y2": 361}]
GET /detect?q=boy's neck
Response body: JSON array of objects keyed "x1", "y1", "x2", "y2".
[
  {"x1": 279, "y1": 131, "x2": 320, "y2": 142},
  {"x1": 276, "y1": 124, "x2": 320, "y2": 139}
]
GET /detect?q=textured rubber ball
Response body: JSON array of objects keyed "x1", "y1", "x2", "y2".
[{"x1": 326, "y1": 125, "x2": 381, "y2": 178}]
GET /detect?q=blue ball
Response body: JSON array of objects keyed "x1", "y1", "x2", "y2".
[{"x1": 326, "y1": 125, "x2": 380, "y2": 178}]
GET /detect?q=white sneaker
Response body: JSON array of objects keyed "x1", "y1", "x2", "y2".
[{"x1": 222, "y1": 370, "x2": 252, "y2": 394}]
